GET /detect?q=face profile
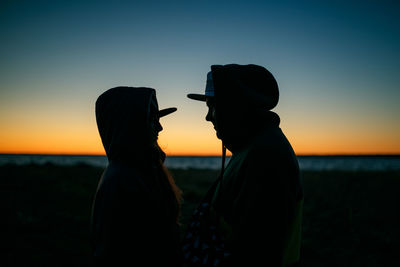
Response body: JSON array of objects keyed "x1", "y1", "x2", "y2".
[
  {"x1": 205, "y1": 97, "x2": 219, "y2": 138},
  {"x1": 149, "y1": 100, "x2": 163, "y2": 142}
]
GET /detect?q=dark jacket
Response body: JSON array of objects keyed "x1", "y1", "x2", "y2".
[
  {"x1": 211, "y1": 65, "x2": 303, "y2": 266},
  {"x1": 91, "y1": 87, "x2": 181, "y2": 266}
]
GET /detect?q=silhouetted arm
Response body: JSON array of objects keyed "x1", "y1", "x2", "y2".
[{"x1": 224, "y1": 152, "x2": 293, "y2": 267}]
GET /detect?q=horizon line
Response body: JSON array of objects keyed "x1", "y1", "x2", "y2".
[{"x1": 1, "y1": 152, "x2": 400, "y2": 157}]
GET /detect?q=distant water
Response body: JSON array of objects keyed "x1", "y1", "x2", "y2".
[{"x1": 0, "y1": 154, "x2": 400, "y2": 171}]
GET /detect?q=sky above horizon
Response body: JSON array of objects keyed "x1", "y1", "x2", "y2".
[{"x1": 0, "y1": 0, "x2": 399, "y2": 155}]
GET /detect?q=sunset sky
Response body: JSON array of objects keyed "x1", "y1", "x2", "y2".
[{"x1": 0, "y1": 0, "x2": 399, "y2": 156}]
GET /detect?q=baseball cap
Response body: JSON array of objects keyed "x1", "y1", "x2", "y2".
[{"x1": 187, "y1": 71, "x2": 214, "y2": 102}]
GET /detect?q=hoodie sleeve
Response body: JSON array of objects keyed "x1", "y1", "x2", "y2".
[{"x1": 92, "y1": 168, "x2": 154, "y2": 266}]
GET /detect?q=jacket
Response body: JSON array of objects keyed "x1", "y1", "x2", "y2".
[
  {"x1": 91, "y1": 87, "x2": 181, "y2": 266},
  {"x1": 210, "y1": 65, "x2": 303, "y2": 266}
]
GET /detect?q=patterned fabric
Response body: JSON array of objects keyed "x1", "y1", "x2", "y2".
[{"x1": 182, "y1": 181, "x2": 230, "y2": 266}]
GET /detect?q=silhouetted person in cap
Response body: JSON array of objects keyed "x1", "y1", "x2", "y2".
[
  {"x1": 185, "y1": 64, "x2": 303, "y2": 267},
  {"x1": 91, "y1": 87, "x2": 182, "y2": 266}
]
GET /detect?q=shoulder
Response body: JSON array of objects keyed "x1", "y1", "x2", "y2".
[
  {"x1": 246, "y1": 128, "x2": 298, "y2": 169},
  {"x1": 242, "y1": 146, "x2": 292, "y2": 171},
  {"x1": 238, "y1": 140, "x2": 299, "y2": 189}
]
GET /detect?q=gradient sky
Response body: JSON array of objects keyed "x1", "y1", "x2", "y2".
[{"x1": 0, "y1": 0, "x2": 399, "y2": 155}]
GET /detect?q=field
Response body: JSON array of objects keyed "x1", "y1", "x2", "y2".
[{"x1": 1, "y1": 164, "x2": 399, "y2": 266}]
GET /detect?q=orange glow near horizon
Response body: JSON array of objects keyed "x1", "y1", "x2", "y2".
[
  {"x1": 1, "y1": 126, "x2": 399, "y2": 156},
  {"x1": 0, "y1": 103, "x2": 399, "y2": 156}
]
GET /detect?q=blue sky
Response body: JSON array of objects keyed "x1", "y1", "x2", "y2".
[{"x1": 0, "y1": 0, "x2": 399, "y2": 154}]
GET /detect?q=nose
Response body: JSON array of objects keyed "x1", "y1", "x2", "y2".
[{"x1": 206, "y1": 109, "x2": 212, "y2": 122}]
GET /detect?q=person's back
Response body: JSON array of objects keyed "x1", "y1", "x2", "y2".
[
  {"x1": 91, "y1": 87, "x2": 182, "y2": 266},
  {"x1": 212, "y1": 123, "x2": 303, "y2": 266}
]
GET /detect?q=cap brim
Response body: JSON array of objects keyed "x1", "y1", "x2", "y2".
[
  {"x1": 187, "y1": 93, "x2": 207, "y2": 102},
  {"x1": 159, "y1": 107, "x2": 177, "y2": 117}
]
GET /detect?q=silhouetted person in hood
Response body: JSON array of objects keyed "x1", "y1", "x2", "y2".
[
  {"x1": 185, "y1": 64, "x2": 303, "y2": 267},
  {"x1": 91, "y1": 87, "x2": 182, "y2": 266}
]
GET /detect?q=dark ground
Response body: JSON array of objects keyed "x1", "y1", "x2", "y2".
[{"x1": 1, "y1": 164, "x2": 399, "y2": 266}]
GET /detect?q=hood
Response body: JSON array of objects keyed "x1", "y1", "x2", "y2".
[
  {"x1": 210, "y1": 64, "x2": 281, "y2": 151},
  {"x1": 95, "y1": 86, "x2": 158, "y2": 162}
]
